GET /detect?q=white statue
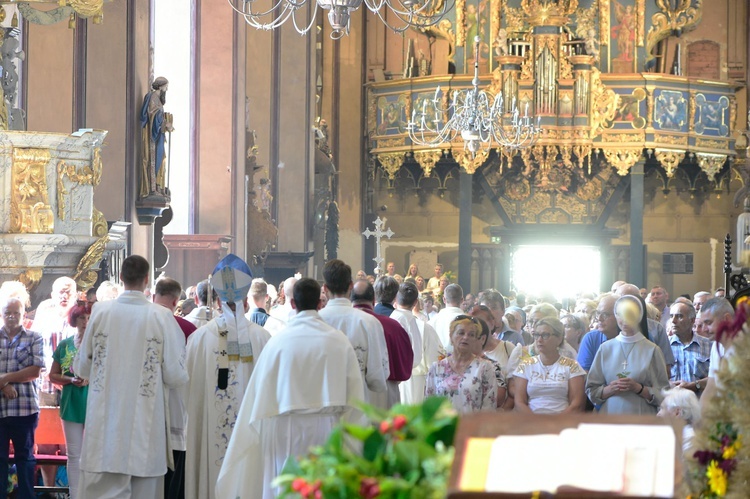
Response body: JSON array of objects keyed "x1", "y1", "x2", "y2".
[{"x1": 493, "y1": 29, "x2": 508, "y2": 57}]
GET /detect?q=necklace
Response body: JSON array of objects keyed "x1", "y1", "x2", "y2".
[
  {"x1": 539, "y1": 354, "x2": 558, "y2": 379},
  {"x1": 619, "y1": 342, "x2": 636, "y2": 371}
]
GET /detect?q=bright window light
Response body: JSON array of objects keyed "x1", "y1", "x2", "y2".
[{"x1": 511, "y1": 245, "x2": 601, "y2": 301}]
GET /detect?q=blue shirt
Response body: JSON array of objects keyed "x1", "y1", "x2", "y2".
[
  {"x1": 499, "y1": 329, "x2": 525, "y2": 346},
  {"x1": 577, "y1": 329, "x2": 608, "y2": 371},
  {"x1": 249, "y1": 308, "x2": 269, "y2": 327},
  {"x1": 669, "y1": 333, "x2": 711, "y2": 382}
]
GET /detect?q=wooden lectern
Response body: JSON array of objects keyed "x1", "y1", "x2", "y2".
[{"x1": 448, "y1": 412, "x2": 683, "y2": 498}]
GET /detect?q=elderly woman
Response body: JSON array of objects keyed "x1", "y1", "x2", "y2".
[
  {"x1": 425, "y1": 315, "x2": 498, "y2": 413},
  {"x1": 561, "y1": 313, "x2": 588, "y2": 352},
  {"x1": 658, "y1": 387, "x2": 701, "y2": 456},
  {"x1": 586, "y1": 295, "x2": 670, "y2": 414},
  {"x1": 514, "y1": 318, "x2": 586, "y2": 414},
  {"x1": 49, "y1": 302, "x2": 91, "y2": 499}
]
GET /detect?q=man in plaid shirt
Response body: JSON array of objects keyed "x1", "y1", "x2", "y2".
[
  {"x1": 0, "y1": 296, "x2": 44, "y2": 499},
  {"x1": 668, "y1": 301, "x2": 711, "y2": 395}
]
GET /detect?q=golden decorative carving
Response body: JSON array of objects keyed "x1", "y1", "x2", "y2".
[
  {"x1": 10, "y1": 148, "x2": 54, "y2": 234},
  {"x1": 519, "y1": 44, "x2": 534, "y2": 81},
  {"x1": 573, "y1": 3, "x2": 597, "y2": 39},
  {"x1": 572, "y1": 144, "x2": 592, "y2": 168},
  {"x1": 536, "y1": 34, "x2": 558, "y2": 54},
  {"x1": 696, "y1": 138, "x2": 728, "y2": 149},
  {"x1": 520, "y1": 0, "x2": 577, "y2": 27},
  {"x1": 491, "y1": 0, "x2": 502, "y2": 49},
  {"x1": 367, "y1": 91, "x2": 377, "y2": 136},
  {"x1": 503, "y1": 4, "x2": 526, "y2": 34},
  {"x1": 92, "y1": 147, "x2": 103, "y2": 186},
  {"x1": 378, "y1": 137, "x2": 407, "y2": 148},
  {"x1": 654, "y1": 149, "x2": 685, "y2": 177},
  {"x1": 17, "y1": 268, "x2": 43, "y2": 294},
  {"x1": 413, "y1": 149, "x2": 443, "y2": 177},
  {"x1": 599, "y1": 0, "x2": 610, "y2": 45},
  {"x1": 654, "y1": 134, "x2": 688, "y2": 146},
  {"x1": 452, "y1": 148, "x2": 489, "y2": 174},
  {"x1": 646, "y1": 0, "x2": 703, "y2": 67},
  {"x1": 636, "y1": 0, "x2": 645, "y2": 47},
  {"x1": 559, "y1": 145, "x2": 572, "y2": 166},
  {"x1": 730, "y1": 96, "x2": 737, "y2": 132},
  {"x1": 577, "y1": 177, "x2": 602, "y2": 201},
  {"x1": 696, "y1": 153, "x2": 727, "y2": 182},
  {"x1": 73, "y1": 234, "x2": 110, "y2": 291},
  {"x1": 504, "y1": 173, "x2": 531, "y2": 201},
  {"x1": 456, "y1": 0, "x2": 466, "y2": 47},
  {"x1": 688, "y1": 91, "x2": 697, "y2": 133},
  {"x1": 377, "y1": 153, "x2": 405, "y2": 179},
  {"x1": 646, "y1": 90, "x2": 654, "y2": 128},
  {"x1": 589, "y1": 68, "x2": 619, "y2": 138},
  {"x1": 559, "y1": 54, "x2": 573, "y2": 80},
  {"x1": 57, "y1": 160, "x2": 98, "y2": 220},
  {"x1": 604, "y1": 132, "x2": 646, "y2": 143},
  {"x1": 603, "y1": 148, "x2": 642, "y2": 176},
  {"x1": 92, "y1": 207, "x2": 107, "y2": 238}
]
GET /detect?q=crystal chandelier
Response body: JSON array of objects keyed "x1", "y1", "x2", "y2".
[
  {"x1": 229, "y1": 0, "x2": 454, "y2": 39},
  {"x1": 407, "y1": 36, "x2": 542, "y2": 156}
]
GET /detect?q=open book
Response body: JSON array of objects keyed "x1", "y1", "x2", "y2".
[{"x1": 479, "y1": 424, "x2": 675, "y2": 496}]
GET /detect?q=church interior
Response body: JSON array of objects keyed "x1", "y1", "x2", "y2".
[{"x1": 0, "y1": 0, "x2": 745, "y2": 303}]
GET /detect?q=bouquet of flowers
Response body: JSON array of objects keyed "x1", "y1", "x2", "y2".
[
  {"x1": 689, "y1": 301, "x2": 749, "y2": 498},
  {"x1": 274, "y1": 396, "x2": 458, "y2": 499}
]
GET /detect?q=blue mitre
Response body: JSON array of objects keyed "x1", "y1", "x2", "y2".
[{"x1": 210, "y1": 254, "x2": 253, "y2": 304}]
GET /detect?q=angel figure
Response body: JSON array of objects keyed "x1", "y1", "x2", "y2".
[
  {"x1": 611, "y1": 1, "x2": 636, "y2": 61},
  {"x1": 584, "y1": 28, "x2": 600, "y2": 62},
  {"x1": 493, "y1": 28, "x2": 508, "y2": 57}
]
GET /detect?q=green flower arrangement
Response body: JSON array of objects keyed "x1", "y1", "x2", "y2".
[{"x1": 274, "y1": 396, "x2": 458, "y2": 499}]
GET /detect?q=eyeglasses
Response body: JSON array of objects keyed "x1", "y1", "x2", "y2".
[
  {"x1": 595, "y1": 311, "x2": 613, "y2": 321},
  {"x1": 532, "y1": 332, "x2": 561, "y2": 340},
  {"x1": 453, "y1": 314, "x2": 479, "y2": 324}
]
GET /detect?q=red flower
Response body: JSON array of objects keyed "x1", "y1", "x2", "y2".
[
  {"x1": 393, "y1": 415, "x2": 407, "y2": 431},
  {"x1": 292, "y1": 478, "x2": 307, "y2": 492},
  {"x1": 359, "y1": 477, "x2": 380, "y2": 498},
  {"x1": 716, "y1": 303, "x2": 748, "y2": 346},
  {"x1": 379, "y1": 420, "x2": 391, "y2": 434}
]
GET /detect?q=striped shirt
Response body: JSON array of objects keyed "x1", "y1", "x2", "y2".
[
  {"x1": 0, "y1": 327, "x2": 44, "y2": 418},
  {"x1": 669, "y1": 333, "x2": 711, "y2": 383}
]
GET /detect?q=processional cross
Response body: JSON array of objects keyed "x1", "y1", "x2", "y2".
[{"x1": 362, "y1": 217, "x2": 394, "y2": 276}]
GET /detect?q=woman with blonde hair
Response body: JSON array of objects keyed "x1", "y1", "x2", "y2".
[{"x1": 425, "y1": 315, "x2": 498, "y2": 413}]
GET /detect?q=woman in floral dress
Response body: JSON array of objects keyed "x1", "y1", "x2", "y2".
[{"x1": 425, "y1": 315, "x2": 498, "y2": 413}]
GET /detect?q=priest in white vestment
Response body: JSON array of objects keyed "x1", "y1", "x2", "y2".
[
  {"x1": 429, "y1": 283, "x2": 465, "y2": 351},
  {"x1": 216, "y1": 278, "x2": 365, "y2": 499},
  {"x1": 184, "y1": 279, "x2": 220, "y2": 328},
  {"x1": 401, "y1": 315, "x2": 445, "y2": 404},
  {"x1": 73, "y1": 255, "x2": 189, "y2": 498},
  {"x1": 184, "y1": 254, "x2": 271, "y2": 499},
  {"x1": 318, "y1": 259, "x2": 389, "y2": 405}
]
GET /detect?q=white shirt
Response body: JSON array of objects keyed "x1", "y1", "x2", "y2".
[
  {"x1": 73, "y1": 291, "x2": 188, "y2": 476},
  {"x1": 708, "y1": 341, "x2": 734, "y2": 390},
  {"x1": 318, "y1": 298, "x2": 390, "y2": 397},
  {"x1": 514, "y1": 356, "x2": 586, "y2": 414},
  {"x1": 390, "y1": 308, "x2": 424, "y2": 369},
  {"x1": 429, "y1": 306, "x2": 465, "y2": 351}
]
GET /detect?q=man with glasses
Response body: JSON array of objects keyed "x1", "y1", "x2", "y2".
[
  {"x1": 576, "y1": 294, "x2": 619, "y2": 371},
  {"x1": 0, "y1": 297, "x2": 43, "y2": 499}
]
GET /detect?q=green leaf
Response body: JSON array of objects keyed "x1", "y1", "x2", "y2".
[
  {"x1": 392, "y1": 440, "x2": 421, "y2": 473},
  {"x1": 279, "y1": 457, "x2": 304, "y2": 476},
  {"x1": 363, "y1": 430, "x2": 387, "y2": 462},
  {"x1": 344, "y1": 423, "x2": 375, "y2": 441},
  {"x1": 357, "y1": 400, "x2": 390, "y2": 421},
  {"x1": 421, "y1": 396, "x2": 448, "y2": 421}
]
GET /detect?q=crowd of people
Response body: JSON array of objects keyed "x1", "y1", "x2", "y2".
[{"x1": 0, "y1": 256, "x2": 736, "y2": 498}]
